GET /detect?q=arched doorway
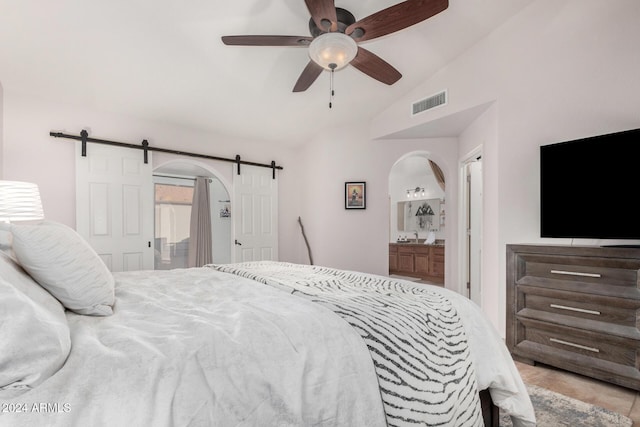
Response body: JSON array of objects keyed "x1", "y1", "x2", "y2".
[
  {"x1": 388, "y1": 152, "x2": 446, "y2": 284},
  {"x1": 153, "y1": 160, "x2": 232, "y2": 268}
]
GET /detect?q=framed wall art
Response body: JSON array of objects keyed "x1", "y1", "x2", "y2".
[{"x1": 345, "y1": 182, "x2": 366, "y2": 210}]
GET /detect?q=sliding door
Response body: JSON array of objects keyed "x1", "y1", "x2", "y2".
[
  {"x1": 233, "y1": 165, "x2": 278, "y2": 262},
  {"x1": 76, "y1": 142, "x2": 154, "y2": 271}
]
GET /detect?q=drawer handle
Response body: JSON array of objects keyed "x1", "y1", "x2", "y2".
[
  {"x1": 549, "y1": 338, "x2": 600, "y2": 353},
  {"x1": 550, "y1": 269, "x2": 602, "y2": 278},
  {"x1": 550, "y1": 304, "x2": 601, "y2": 316}
]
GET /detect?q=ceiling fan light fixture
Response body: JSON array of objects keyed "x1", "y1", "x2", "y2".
[{"x1": 308, "y1": 32, "x2": 358, "y2": 71}]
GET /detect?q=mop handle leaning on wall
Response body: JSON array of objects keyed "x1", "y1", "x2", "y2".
[{"x1": 297, "y1": 217, "x2": 314, "y2": 265}]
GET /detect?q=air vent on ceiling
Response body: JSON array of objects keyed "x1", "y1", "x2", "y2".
[{"x1": 411, "y1": 90, "x2": 447, "y2": 116}]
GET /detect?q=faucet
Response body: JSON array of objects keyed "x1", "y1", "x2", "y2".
[{"x1": 413, "y1": 231, "x2": 419, "y2": 243}]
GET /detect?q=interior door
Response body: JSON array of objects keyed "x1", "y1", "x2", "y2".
[
  {"x1": 466, "y1": 159, "x2": 483, "y2": 305},
  {"x1": 232, "y1": 165, "x2": 278, "y2": 262},
  {"x1": 76, "y1": 142, "x2": 154, "y2": 271}
]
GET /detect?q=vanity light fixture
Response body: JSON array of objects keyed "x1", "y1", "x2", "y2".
[{"x1": 406, "y1": 187, "x2": 425, "y2": 198}]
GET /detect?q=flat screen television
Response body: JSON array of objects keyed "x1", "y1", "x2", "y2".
[{"x1": 540, "y1": 127, "x2": 640, "y2": 240}]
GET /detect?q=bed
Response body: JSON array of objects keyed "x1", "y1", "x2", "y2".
[{"x1": 0, "y1": 221, "x2": 535, "y2": 427}]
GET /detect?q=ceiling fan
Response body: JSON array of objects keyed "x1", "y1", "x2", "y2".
[{"x1": 221, "y1": 0, "x2": 449, "y2": 93}]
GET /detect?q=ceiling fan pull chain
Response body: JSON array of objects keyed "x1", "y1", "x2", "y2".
[{"x1": 329, "y1": 64, "x2": 336, "y2": 109}]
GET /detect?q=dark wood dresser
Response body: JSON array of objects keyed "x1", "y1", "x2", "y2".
[{"x1": 506, "y1": 244, "x2": 640, "y2": 390}]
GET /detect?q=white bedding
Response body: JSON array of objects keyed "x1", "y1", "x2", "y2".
[
  {"x1": 213, "y1": 261, "x2": 535, "y2": 427},
  {"x1": 0, "y1": 263, "x2": 535, "y2": 427},
  {"x1": 213, "y1": 262, "x2": 484, "y2": 426},
  {"x1": 0, "y1": 267, "x2": 387, "y2": 427}
]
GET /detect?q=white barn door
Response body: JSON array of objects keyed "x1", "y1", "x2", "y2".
[
  {"x1": 76, "y1": 142, "x2": 154, "y2": 271},
  {"x1": 233, "y1": 165, "x2": 278, "y2": 262}
]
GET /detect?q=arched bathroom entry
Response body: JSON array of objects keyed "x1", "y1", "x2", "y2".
[
  {"x1": 153, "y1": 160, "x2": 232, "y2": 269},
  {"x1": 388, "y1": 152, "x2": 446, "y2": 284}
]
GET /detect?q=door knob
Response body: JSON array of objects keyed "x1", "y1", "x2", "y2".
[{"x1": 235, "y1": 240, "x2": 242, "y2": 246}]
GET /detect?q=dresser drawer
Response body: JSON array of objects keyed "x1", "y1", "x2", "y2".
[
  {"x1": 519, "y1": 317, "x2": 638, "y2": 366},
  {"x1": 520, "y1": 286, "x2": 640, "y2": 328},
  {"x1": 516, "y1": 253, "x2": 640, "y2": 297}
]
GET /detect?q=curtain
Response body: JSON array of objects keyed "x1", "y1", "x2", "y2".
[
  {"x1": 429, "y1": 160, "x2": 446, "y2": 192},
  {"x1": 188, "y1": 177, "x2": 213, "y2": 267}
]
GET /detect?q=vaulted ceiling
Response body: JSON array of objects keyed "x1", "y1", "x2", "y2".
[{"x1": 0, "y1": 0, "x2": 535, "y2": 146}]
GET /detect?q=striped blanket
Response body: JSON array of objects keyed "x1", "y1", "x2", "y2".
[{"x1": 210, "y1": 261, "x2": 483, "y2": 427}]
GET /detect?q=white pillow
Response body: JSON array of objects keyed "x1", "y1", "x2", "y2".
[
  {"x1": 10, "y1": 221, "x2": 115, "y2": 316},
  {"x1": 0, "y1": 276, "x2": 70, "y2": 391}
]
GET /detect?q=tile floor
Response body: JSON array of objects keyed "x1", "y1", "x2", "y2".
[{"x1": 515, "y1": 361, "x2": 640, "y2": 425}]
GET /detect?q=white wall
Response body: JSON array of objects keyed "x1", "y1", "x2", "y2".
[
  {"x1": 1, "y1": 91, "x2": 305, "y2": 264},
  {"x1": 372, "y1": 0, "x2": 640, "y2": 334},
  {"x1": 458, "y1": 105, "x2": 499, "y2": 319}
]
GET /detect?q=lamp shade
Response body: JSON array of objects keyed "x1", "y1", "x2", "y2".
[
  {"x1": 308, "y1": 32, "x2": 358, "y2": 70},
  {"x1": 0, "y1": 181, "x2": 45, "y2": 221}
]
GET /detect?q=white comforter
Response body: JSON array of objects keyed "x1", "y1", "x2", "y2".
[
  {"x1": 0, "y1": 267, "x2": 387, "y2": 427},
  {"x1": 0, "y1": 265, "x2": 535, "y2": 427},
  {"x1": 213, "y1": 262, "x2": 535, "y2": 427}
]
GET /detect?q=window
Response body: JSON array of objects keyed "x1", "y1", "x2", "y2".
[{"x1": 154, "y1": 181, "x2": 193, "y2": 269}]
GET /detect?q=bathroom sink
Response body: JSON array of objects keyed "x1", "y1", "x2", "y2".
[{"x1": 393, "y1": 240, "x2": 444, "y2": 246}]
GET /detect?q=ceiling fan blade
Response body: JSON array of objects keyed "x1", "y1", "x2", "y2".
[
  {"x1": 346, "y1": 0, "x2": 448, "y2": 42},
  {"x1": 304, "y1": 0, "x2": 338, "y2": 32},
  {"x1": 293, "y1": 61, "x2": 324, "y2": 92},
  {"x1": 221, "y1": 35, "x2": 312, "y2": 46},
  {"x1": 350, "y1": 47, "x2": 402, "y2": 85}
]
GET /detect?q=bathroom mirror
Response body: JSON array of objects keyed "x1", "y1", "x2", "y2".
[{"x1": 397, "y1": 198, "x2": 441, "y2": 232}]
